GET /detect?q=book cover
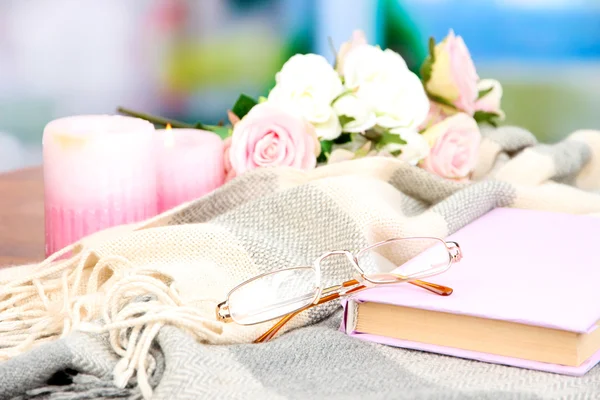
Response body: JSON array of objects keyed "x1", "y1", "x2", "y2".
[{"x1": 341, "y1": 207, "x2": 600, "y2": 375}]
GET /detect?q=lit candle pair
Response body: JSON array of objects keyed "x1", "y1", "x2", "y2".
[{"x1": 43, "y1": 115, "x2": 225, "y2": 257}]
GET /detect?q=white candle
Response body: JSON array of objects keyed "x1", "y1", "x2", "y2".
[
  {"x1": 43, "y1": 115, "x2": 157, "y2": 256},
  {"x1": 155, "y1": 126, "x2": 225, "y2": 213}
]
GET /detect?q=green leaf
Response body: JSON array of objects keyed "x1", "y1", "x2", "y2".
[
  {"x1": 380, "y1": 130, "x2": 407, "y2": 146},
  {"x1": 420, "y1": 57, "x2": 433, "y2": 84},
  {"x1": 428, "y1": 36, "x2": 436, "y2": 62},
  {"x1": 477, "y1": 86, "x2": 494, "y2": 100},
  {"x1": 427, "y1": 94, "x2": 457, "y2": 110},
  {"x1": 374, "y1": 129, "x2": 408, "y2": 150},
  {"x1": 338, "y1": 115, "x2": 356, "y2": 127},
  {"x1": 333, "y1": 132, "x2": 352, "y2": 145},
  {"x1": 420, "y1": 37, "x2": 437, "y2": 84},
  {"x1": 258, "y1": 96, "x2": 268, "y2": 104},
  {"x1": 317, "y1": 140, "x2": 333, "y2": 163},
  {"x1": 212, "y1": 126, "x2": 232, "y2": 139},
  {"x1": 473, "y1": 111, "x2": 500, "y2": 127},
  {"x1": 231, "y1": 94, "x2": 258, "y2": 119}
]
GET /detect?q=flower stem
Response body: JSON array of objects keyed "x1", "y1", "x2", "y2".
[
  {"x1": 117, "y1": 107, "x2": 194, "y2": 129},
  {"x1": 360, "y1": 129, "x2": 381, "y2": 142},
  {"x1": 331, "y1": 89, "x2": 355, "y2": 105}
]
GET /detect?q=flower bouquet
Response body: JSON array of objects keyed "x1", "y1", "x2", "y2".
[{"x1": 120, "y1": 29, "x2": 504, "y2": 183}]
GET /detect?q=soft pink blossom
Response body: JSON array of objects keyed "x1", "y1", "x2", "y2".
[
  {"x1": 336, "y1": 30, "x2": 368, "y2": 73},
  {"x1": 420, "y1": 113, "x2": 481, "y2": 181},
  {"x1": 425, "y1": 30, "x2": 479, "y2": 115},
  {"x1": 228, "y1": 103, "x2": 320, "y2": 175}
]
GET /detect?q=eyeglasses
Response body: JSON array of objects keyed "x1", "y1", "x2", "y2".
[{"x1": 216, "y1": 237, "x2": 462, "y2": 343}]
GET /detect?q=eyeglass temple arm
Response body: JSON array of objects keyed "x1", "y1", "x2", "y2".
[
  {"x1": 408, "y1": 279, "x2": 453, "y2": 296},
  {"x1": 254, "y1": 278, "x2": 452, "y2": 343},
  {"x1": 254, "y1": 279, "x2": 364, "y2": 343}
]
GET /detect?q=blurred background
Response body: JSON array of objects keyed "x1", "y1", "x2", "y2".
[{"x1": 1, "y1": 0, "x2": 599, "y2": 172}]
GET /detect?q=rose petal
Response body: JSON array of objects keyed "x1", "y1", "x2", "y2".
[
  {"x1": 420, "y1": 113, "x2": 481, "y2": 180},
  {"x1": 228, "y1": 103, "x2": 318, "y2": 174}
]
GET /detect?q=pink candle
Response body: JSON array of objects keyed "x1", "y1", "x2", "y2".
[
  {"x1": 43, "y1": 115, "x2": 158, "y2": 257},
  {"x1": 155, "y1": 127, "x2": 225, "y2": 213}
]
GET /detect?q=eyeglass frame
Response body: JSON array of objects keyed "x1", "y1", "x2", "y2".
[{"x1": 216, "y1": 236, "x2": 462, "y2": 342}]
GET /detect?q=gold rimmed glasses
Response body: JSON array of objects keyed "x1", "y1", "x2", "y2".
[{"x1": 216, "y1": 237, "x2": 462, "y2": 343}]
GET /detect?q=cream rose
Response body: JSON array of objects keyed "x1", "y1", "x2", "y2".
[
  {"x1": 420, "y1": 113, "x2": 481, "y2": 180},
  {"x1": 342, "y1": 45, "x2": 408, "y2": 89},
  {"x1": 475, "y1": 79, "x2": 505, "y2": 120},
  {"x1": 332, "y1": 93, "x2": 376, "y2": 133},
  {"x1": 386, "y1": 129, "x2": 431, "y2": 165},
  {"x1": 268, "y1": 54, "x2": 343, "y2": 140},
  {"x1": 342, "y1": 45, "x2": 429, "y2": 130},
  {"x1": 228, "y1": 103, "x2": 320, "y2": 174},
  {"x1": 425, "y1": 30, "x2": 479, "y2": 115}
]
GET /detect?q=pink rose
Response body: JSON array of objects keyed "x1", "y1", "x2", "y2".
[
  {"x1": 425, "y1": 30, "x2": 479, "y2": 115},
  {"x1": 336, "y1": 30, "x2": 368, "y2": 73},
  {"x1": 228, "y1": 103, "x2": 320, "y2": 174},
  {"x1": 420, "y1": 113, "x2": 481, "y2": 181},
  {"x1": 222, "y1": 137, "x2": 237, "y2": 182}
]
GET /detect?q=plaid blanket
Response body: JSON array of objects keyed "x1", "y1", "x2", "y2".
[{"x1": 1, "y1": 126, "x2": 599, "y2": 399}]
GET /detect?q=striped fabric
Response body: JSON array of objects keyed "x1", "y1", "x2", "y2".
[{"x1": 1, "y1": 126, "x2": 599, "y2": 399}]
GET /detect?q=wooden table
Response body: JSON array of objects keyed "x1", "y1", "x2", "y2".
[{"x1": 0, "y1": 167, "x2": 45, "y2": 267}]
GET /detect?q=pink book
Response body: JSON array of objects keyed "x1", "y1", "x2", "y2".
[{"x1": 341, "y1": 207, "x2": 600, "y2": 375}]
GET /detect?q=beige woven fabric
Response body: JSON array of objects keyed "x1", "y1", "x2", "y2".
[{"x1": 0, "y1": 126, "x2": 599, "y2": 398}]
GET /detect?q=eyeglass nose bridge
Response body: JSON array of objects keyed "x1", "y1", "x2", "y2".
[
  {"x1": 312, "y1": 250, "x2": 363, "y2": 305},
  {"x1": 314, "y1": 250, "x2": 364, "y2": 279}
]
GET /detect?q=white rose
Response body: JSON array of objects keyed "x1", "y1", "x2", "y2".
[
  {"x1": 268, "y1": 54, "x2": 344, "y2": 140},
  {"x1": 342, "y1": 45, "x2": 430, "y2": 131},
  {"x1": 367, "y1": 73, "x2": 430, "y2": 129},
  {"x1": 342, "y1": 45, "x2": 408, "y2": 89},
  {"x1": 385, "y1": 129, "x2": 430, "y2": 165},
  {"x1": 332, "y1": 93, "x2": 376, "y2": 133}
]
